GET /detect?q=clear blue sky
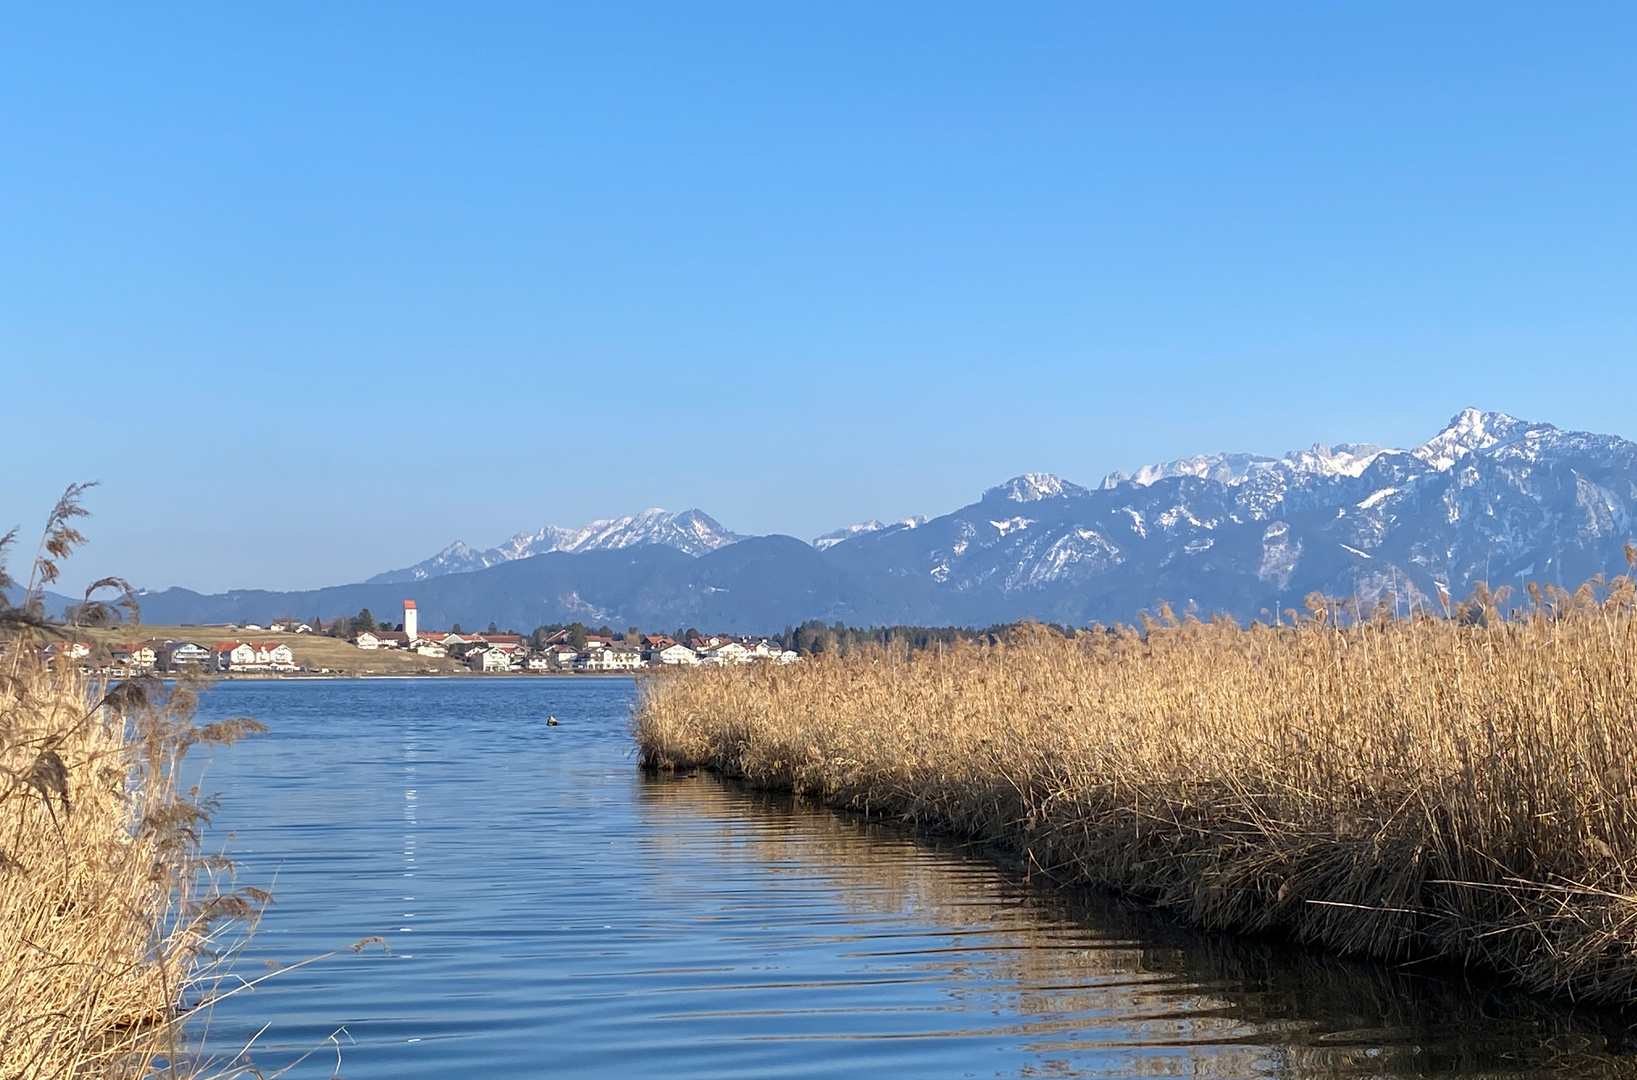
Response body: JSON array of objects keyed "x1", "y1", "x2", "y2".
[{"x1": 3, "y1": 3, "x2": 1634, "y2": 593}]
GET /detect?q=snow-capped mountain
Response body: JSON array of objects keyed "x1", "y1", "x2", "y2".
[
  {"x1": 812, "y1": 515, "x2": 930, "y2": 550},
  {"x1": 142, "y1": 410, "x2": 1637, "y2": 633},
  {"x1": 986, "y1": 473, "x2": 1093, "y2": 502},
  {"x1": 820, "y1": 409, "x2": 1637, "y2": 623},
  {"x1": 1101, "y1": 443, "x2": 1387, "y2": 489},
  {"x1": 368, "y1": 509, "x2": 741, "y2": 584}
]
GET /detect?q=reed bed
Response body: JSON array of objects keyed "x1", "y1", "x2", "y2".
[
  {"x1": 0, "y1": 658, "x2": 264, "y2": 1079},
  {"x1": 0, "y1": 484, "x2": 266, "y2": 1078},
  {"x1": 637, "y1": 575, "x2": 1637, "y2": 1004}
]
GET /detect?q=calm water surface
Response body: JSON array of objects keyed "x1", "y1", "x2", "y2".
[{"x1": 188, "y1": 679, "x2": 1637, "y2": 1078}]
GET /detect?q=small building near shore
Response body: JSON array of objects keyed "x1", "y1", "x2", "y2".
[
  {"x1": 215, "y1": 641, "x2": 297, "y2": 672},
  {"x1": 466, "y1": 646, "x2": 514, "y2": 673},
  {"x1": 650, "y1": 643, "x2": 699, "y2": 666},
  {"x1": 161, "y1": 641, "x2": 213, "y2": 670}
]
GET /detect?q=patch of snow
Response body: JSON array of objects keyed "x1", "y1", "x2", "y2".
[
  {"x1": 1103, "y1": 441, "x2": 1387, "y2": 493},
  {"x1": 1357, "y1": 487, "x2": 1398, "y2": 509},
  {"x1": 1005, "y1": 529, "x2": 1122, "y2": 589},
  {"x1": 1103, "y1": 452, "x2": 1277, "y2": 489},
  {"x1": 989, "y1": 517, "x2": 1035, "y2": 537},
  {"x1": 1257, "y1": 521, "x2": 1302, "y2": 589},
  {"x1": 1413, "y1": 408, "x2": 1532, "y2": 471},
  {"x1": 1157, "y1": 506, "x2": 1215, "y2": 531},
  {"x1": 984, "y1": 473, "x2": 1092, "y2": 502},
  {"x1": 1283, "y1": 442, "x2": 1387, "y2": 479},
  {"x1": 813, "y1": 520, "x2": 885, "y2": 550}
]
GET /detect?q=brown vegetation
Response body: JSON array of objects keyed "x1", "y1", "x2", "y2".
[
  {"x1": 1, "y1": 486, "x2": 264, "y2": 1078},
  {"x1": 637, "y1": 567, "x2": 1637, "y2": 1003}
]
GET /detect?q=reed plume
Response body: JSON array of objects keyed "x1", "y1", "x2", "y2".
[{"x1": 1, "y1": 486, "x2": 265, "y2": 1078}]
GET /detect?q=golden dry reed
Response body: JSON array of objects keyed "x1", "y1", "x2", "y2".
[
  {"x1": 0, "y1": 659, "x2": 264, "y2": 1078},
  {"x1": 638, "y1": 574, "x2": 1637, "y2": 1003},
  {"x1": 0, "y1": 483, "x2": 266, "y2": 1078}
]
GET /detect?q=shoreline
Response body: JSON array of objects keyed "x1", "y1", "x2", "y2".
[
  {"x1": 635, "y1": 597, "x2": 1637, "y2": 1006},
  {"x1": 213, "y1": 670, "x2": 642, "y2": 681}
]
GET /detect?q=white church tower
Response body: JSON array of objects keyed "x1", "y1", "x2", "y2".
[{"x1": 403, "y1": 600, "x2": 418, "y2": 642}]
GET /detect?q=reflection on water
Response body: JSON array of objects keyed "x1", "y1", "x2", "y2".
[
  {"x1": 188, "y1": 679, "x2": 1637, "y2": 1079},
  {"x1": 638, "y1": 777, "x2": 1637, "y2": 1080}
]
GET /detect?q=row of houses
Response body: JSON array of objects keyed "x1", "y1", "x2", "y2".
[
  {"x1": 459, "y1": 634, "x2": 800, "y2": 674},
  {"x1": 351, "y1": 608, "x2": 801, "y2": 673},
  {"x1": 40, "y1": 638, "x2": 294, "y2": 673}
]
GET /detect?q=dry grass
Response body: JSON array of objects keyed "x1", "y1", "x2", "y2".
[
  {"x1": 0, "y1": 658, "x2": 264, "y2": 1078},
  {"x1": 76, "y1": 626, "x2": 464, "y2": 676},
  {"x1": 637, "y1": 574, "x2": 1637, "y2": 1003}
]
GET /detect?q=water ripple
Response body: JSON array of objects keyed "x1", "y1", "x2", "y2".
[{"x1": 187, "y1": 679, "x2": 1637, "y2": 1079}]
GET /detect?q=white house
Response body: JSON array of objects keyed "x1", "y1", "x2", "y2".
[
  {"x1": 44, "y1": 641, "x2": 92, "y2": 665},
  {"x1": 215, "y1": 642, "x2": 257, "y2": 670},
  {"x1": 111, "y1": 643, "x2": 158, "y2": 670},
  {"x1": 651, "y1": 643, "x2": 699, "y2": 666},
  {"x1": 699, "y1": 641, "x2": 751, "y2": 665},
  {"x1": 466, "y1": 647, "x2": 514, "y2": 673},
  {"x1": 576, "y1": 645, "x2": 646, "y2": 672},
  {"x1": 251, "y1": 642, "x2": 296, "y2": 668},
  {"x1": 354, "y1": 631, "x2": 381, "y2": 650},
  {"x1": 216, "y1": 641, "x2": 297, "y2": 672},
  {"x1": 163, "y1": 642, "x2": 213, "y2": 670}
]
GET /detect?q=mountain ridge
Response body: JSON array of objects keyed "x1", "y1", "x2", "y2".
[
  {"x1": 367, "y1": 508, "x2": 740, "y2": 583},
  {"x1": 134, "y1": 410, "x2": 1637, "y2": 633}
]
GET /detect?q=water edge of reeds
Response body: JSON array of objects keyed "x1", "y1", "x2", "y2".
[{"x1": 636, "y1": 569, "x2": 1637, "y2": 1004}]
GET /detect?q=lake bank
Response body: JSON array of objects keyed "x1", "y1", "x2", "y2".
[
  {"x1": 636, "y1": 582, "x2": 1637, "y2": 1005},
  {"x1": 190, "y1": 677, "x2": 1637, "y2": 1078}
]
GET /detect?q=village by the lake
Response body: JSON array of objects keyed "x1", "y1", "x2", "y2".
[{"x1": 36, "y1": 599, "x2": 801, "y2": 676}]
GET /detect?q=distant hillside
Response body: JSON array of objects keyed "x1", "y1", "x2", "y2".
[
  {"x1": 137, "y1": 538, "x2": 945, "y2": 634},
  {"x1": 1, "y1": 585, "x2": 82, "y2": 620},
  {"x1": 134, "y1": 410, "x2": 1637, "y2": 634}
]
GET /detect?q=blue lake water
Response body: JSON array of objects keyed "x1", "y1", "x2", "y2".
[{"x1": 188, "y1": 678, "x2": 1637, "y2": 1078}]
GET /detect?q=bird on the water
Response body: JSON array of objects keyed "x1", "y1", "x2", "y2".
[{"x1": 546, "y1": 715, "x2": 560, "y2": 726}]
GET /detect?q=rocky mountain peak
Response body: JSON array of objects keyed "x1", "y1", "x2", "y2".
[
  {"x1": 984, "y1": 473, "x2": 1092, "y2": 503},
  {"x1": 1412, "y1": 408, "x2": 1537, "y2": 471},
  {"x1": 368, "y1": 508, "x2": 741, "y2": 584}
]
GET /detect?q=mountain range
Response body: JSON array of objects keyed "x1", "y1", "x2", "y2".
[
  {"x1": 366, "y1": 509, "x2": 740, "y2": 583},
  {"x1": 131, "y1": 410, "x2": 1637, "y2": 633}
]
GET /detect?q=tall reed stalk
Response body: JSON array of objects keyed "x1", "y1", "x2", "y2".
[
  {"x1": 637, "y1": 571, "x2": 1637, "y2": 1003},
  {"x1": 1, "y1": 487, "x2": 263, "y2": 1078}
]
